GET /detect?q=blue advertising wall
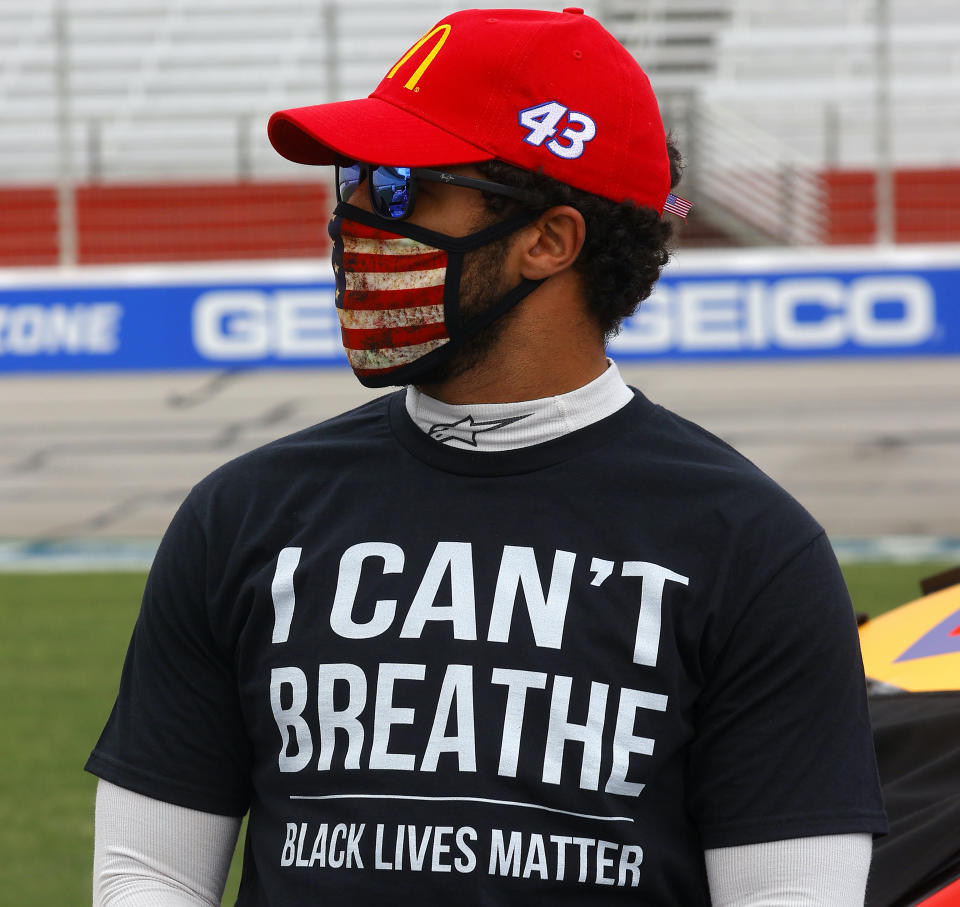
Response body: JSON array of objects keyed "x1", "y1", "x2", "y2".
[{"x1": 1, "y1": 248, "x2": 958, "y2": 372}]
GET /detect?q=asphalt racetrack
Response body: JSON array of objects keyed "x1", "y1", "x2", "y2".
[{"x1": 2, "y1": 358, "x2": 958, "y2": 541}]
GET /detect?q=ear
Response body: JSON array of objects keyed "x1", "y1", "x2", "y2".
[{"x1": 515, "y1": 205, "x2": 586, "y2": 280}]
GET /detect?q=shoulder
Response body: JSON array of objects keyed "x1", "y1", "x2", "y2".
[
  {"x1": 621, "y1": 393, "x2": 825, "y2": 574},
  {"x1": 636, "y1": 396, "x2": 811, "y2": 508},
  {"x1": 641, "y1": 399, "x2": 776, "y2": 481},
  {"x1": 188, "y1": 391, "x2": 398, "y2": 512}
]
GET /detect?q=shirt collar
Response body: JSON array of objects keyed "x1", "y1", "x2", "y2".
[{"x1": 404, "y1": 359, "x2": 633, "y2": 451}]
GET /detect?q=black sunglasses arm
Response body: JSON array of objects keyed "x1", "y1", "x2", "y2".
[{"x1": 411, "y1": 168, "x2": 535, "y2": 204}]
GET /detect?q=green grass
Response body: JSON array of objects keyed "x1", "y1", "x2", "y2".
[
  {"x1": 0, "y1": 570, "x2": 248, "y2": 906},
  {"x1": 0, "y1": 562, "x2": 951, "y2": 904}
]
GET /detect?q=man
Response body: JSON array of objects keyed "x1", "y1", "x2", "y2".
[{"x1": 88, "y1": 8, "x2": 886, "y2": 905}]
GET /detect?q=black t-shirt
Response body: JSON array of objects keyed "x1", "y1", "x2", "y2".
[{"x1": 87, "y1": 389, "x2": 887, "y2": 905}]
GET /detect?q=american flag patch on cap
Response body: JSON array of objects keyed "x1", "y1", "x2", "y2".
[{"x1": 663, "y1": 193, "x2": 693, "y2": 218}]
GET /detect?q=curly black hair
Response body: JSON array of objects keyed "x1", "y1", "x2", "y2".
[{"x1": 475, "y1": 137, "x2": 683, "y2": 340}]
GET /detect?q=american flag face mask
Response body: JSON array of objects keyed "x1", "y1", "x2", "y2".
[{"x1": 329, "y1": 201, "x2": 544, "y2": 388}]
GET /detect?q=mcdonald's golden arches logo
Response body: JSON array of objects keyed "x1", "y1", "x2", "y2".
[{"x1": 385, "y1": 24, "x2": 452, "y2": 91}]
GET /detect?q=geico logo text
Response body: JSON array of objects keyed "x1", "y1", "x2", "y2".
[
  {"x1": 614, "y1": 275, "x2": 936, "y2": 352},
  {"x1": 192, "y1": 290, "x2": 341, "y2": 359}
]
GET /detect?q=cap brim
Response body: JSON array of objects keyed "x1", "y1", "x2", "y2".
[{"x1": 268, "y1": 97, "x2": 494, "y2": 168}]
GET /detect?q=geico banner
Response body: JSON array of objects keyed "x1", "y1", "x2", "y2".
[{"x1": 0, "y1": 258, "x2": 958, "y2": 372}]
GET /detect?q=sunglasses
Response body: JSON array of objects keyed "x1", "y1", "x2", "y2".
[{"x1": 335, "y1": 163, "x2": 536, "y2": 220}]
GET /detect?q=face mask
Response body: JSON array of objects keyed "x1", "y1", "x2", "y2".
[{"x1": 329, "y1": 201, "x2": 544, "y2": 388}]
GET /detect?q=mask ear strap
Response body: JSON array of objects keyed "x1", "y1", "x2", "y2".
[{"x1": 452, "y1": 277, "x2": 546, "y2": 344}]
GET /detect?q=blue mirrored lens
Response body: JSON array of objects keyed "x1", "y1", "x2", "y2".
[{"x1": 371, "y1": 166, "x2": 412, "y2": 219}]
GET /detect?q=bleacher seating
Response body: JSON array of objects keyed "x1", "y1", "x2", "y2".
[{"x1": 1, "y1": 1, "x2": 557, "y2": 185}]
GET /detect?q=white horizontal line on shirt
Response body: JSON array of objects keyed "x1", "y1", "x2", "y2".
[{"x1": 289, "y1": 793, "x2": 635, "y2": 824}]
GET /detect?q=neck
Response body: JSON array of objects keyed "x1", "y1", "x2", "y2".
[{"x1": 417, "y1": 277, "x2": 608, "y2": 404}]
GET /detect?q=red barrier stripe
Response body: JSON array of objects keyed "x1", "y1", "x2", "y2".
[
  {"x1": 342, "y1": 283, "x2": 445, "y2": 311},
  {"x1": 341, "y1": 321, "x2": 449, "y2": 350},
  {"x1": 342, "y1": 250, "x2": 446, "y2": 273}
]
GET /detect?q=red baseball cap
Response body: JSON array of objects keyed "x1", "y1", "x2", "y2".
[{"x1": 268, "y1": 7, "x2": 673, "y2": 213}]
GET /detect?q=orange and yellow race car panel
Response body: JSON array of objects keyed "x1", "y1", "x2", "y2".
[{"x1": 859, "y1": 579, "x2": 960, "y2": 692}]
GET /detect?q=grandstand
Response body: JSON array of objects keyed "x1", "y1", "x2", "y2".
[{"x1": 1, "y1": 0, "x2": 959, "y2": 265}]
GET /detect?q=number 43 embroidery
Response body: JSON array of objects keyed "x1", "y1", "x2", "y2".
[{"x1": 518, "y1": 101, "x2": 597, "y2": 160}]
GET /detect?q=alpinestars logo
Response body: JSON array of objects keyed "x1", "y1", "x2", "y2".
[{"x1": 428, "y1": 414, "x2": 531, "y2": 447}]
